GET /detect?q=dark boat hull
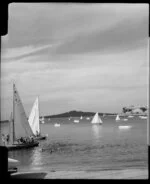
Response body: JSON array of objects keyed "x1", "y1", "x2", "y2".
[
  {"x1": 34, "y1": 135, "x2": 47, "y2": 141},
  {"x1": 7, "y1": 142, "x2": 39, "y2": 151}
]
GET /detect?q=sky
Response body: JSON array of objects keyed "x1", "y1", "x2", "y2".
[{"x1": 1, "y1": 3, "x2": 149, "y2": 120}]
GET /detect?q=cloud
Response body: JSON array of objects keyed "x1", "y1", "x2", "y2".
[
  {"x1": 1, "y1": 43, "x2": 61, "y2": 61},
  {"x1": 4, "y1": 3, "x2": 148, "y2": 49},
  {"x1": 53, "y1": 17, "x2": 148, "y2": 55}
]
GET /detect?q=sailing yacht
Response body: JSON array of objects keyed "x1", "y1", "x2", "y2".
[
  {"x1": 28, "y1": 97, "x2": 48, "y2": 140},
  {"x1": 80, "y1": 116, "x2": 83, "y2": 120},
  {"x1": 6, "y1": 84, "x2": 39, "y2": 151},
  {"x1": 115, "y1": 114, "x2": 120, "y2": 121},
  {"x1": 91, "y1": 112, "x2": 103, "y2": 125}
]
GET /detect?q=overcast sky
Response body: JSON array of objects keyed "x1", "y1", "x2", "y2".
[{"x1": 1, "y1": 3, "x2": 149, "y2": 120}]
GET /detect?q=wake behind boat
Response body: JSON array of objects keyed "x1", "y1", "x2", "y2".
[
  {"x1": 4, "y1": 84, "x2": 39, "y2": 151},
  {"x1": 28, "y1": 97, "x2": 48, "y2": 141},
  {"x1": 91, "y1": 112, "x2": 102, "y2": 124}
]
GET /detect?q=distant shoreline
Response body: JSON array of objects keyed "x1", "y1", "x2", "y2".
[{"x1": 0, "y1": 112, "x2": 147, "y2": 124}]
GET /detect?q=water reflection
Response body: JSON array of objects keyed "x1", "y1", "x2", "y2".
[
  {"x1": 31, "y1": 148, "x2": 43, "y2": 168},
  {"x1": 91, "y1": 125, "x2": 102, "y2": 141}
]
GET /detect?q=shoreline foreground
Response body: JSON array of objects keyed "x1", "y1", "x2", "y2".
[{"x1": 44, "y1": 168, "x2": 148, "y2": 179}]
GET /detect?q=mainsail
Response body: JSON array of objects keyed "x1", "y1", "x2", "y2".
[
  {"x1": 13, "y1": 84, "x2": 34, "y2": 140},
  {"x1": 28, "y1": 97, "x2": 40, "y2": 136},
  {"x1": 91, "y1": 112, "x2": 102, "y2": 124}
]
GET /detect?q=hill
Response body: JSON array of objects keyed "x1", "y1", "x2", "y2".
[{"x1": 44, "y1": 110, "x2": 116, "y2": 119}]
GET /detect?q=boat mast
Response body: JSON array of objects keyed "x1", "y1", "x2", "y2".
[{"x1": 12, "y1": 83, "x2": 15, "y2": 144}]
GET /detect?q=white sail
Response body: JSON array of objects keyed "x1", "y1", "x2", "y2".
[
  {"x1": 116, "y1": 114, "x2": 120, "y2": 121},
  {"x1": 13, "y1": 84, "x2": 33, "y2": 140},
  {"x1": 28, "y1": 97, "x2": 40, "y2": 136},
  {"x1": 91, "y1": 112, "x2": 102, "y2": 124}
]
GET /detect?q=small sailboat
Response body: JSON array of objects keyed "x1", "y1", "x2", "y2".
[
  {"x1": 6, "y1": 84, "x2": 39, "y2": 151},
  {"x1": 80, "y1": 116, "x2": 83, "y2": 120},
  {"x1": 91, "y1": 112, "x2": 103, "y2": 125},
  {"x1": 115, "y1": 114, "x2": 120, "y2": 121},
  {"x1": 54, "y1": 123, "x2": 60, "y2": 127},
  {"x1": 28, "y1": 97, "x2": 48, "y2": 141}
]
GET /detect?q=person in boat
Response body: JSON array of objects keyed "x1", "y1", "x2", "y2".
[
  {"x1": 36, "y1": 130, "x2": 39, "y2": 137},
  {"x1": 20, "y1": 137, "x2": 24, "y2": 143},
  {"x1": 6, "y1": 134, "x2": 10, "y2": 144},
  {"x1": 29, "y1": 135, "x2": 34, "y2": 143}
]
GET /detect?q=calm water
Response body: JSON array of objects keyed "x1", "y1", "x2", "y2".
[{"x1": 1, "y1": 116, "x2": 148, "y2": 172}]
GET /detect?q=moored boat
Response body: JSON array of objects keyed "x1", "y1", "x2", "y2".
[{"x1": 54, "y1": 123, "x2": 60, "y2": 127}]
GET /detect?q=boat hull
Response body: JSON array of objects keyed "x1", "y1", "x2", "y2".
[
  {"x1": 7, "y1": 142, "x2": 39, "y2": 151},
  {"x1": 10, "y1": 172, "x2": 47, "y2": 179},
  {"x1": 34, "y1": 135, "x2": 47, "y2": 141}
]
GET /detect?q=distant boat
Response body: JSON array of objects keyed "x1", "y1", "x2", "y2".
[
  {"x1": 80, "y1": 116, "x2": 83, "y2": 120},
  {"x1": 54, "y1": 123, "x2": 60, "y2": 127},
  {"x1": 91, "y1": 112, "x2": 102, "y2": 125},
  {"x1": 139, "y1": 116, "x2": 147, "y2": 119},
  {"x1": 123, "y1": 119, "x2": 128, "y2": 121},
  {"x1": 48, "y1": 118, "x2": 51, "y2": 121},
  {"x1": 118, "y1": 125, "x2": 132, "y2": 129},
  {"x1": 6, "y1": 84, "x2": 39, "y2": 151},
  {"x1": 115, "y1": 114, "x2": 120, "y2": 121},
  {"x1": 74, "y1": 120, "x2": 79, "y2": 123},
  {"x1": 128, "y1": 115, "x2": 134, "y2": 118},
  {"x1": 28, "y1": 97, "x2": 48, "y2": 141},
  {"x1": 40, "y1": 117, "x2": 45, "y2": 124},
  {"x1": 86, "y1": 117, "x2": 90, "y2": 120}
]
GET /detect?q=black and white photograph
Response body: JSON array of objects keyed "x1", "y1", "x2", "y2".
[{"x1": 0, "y1": 3, "x2": 149, "y2": 179}]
